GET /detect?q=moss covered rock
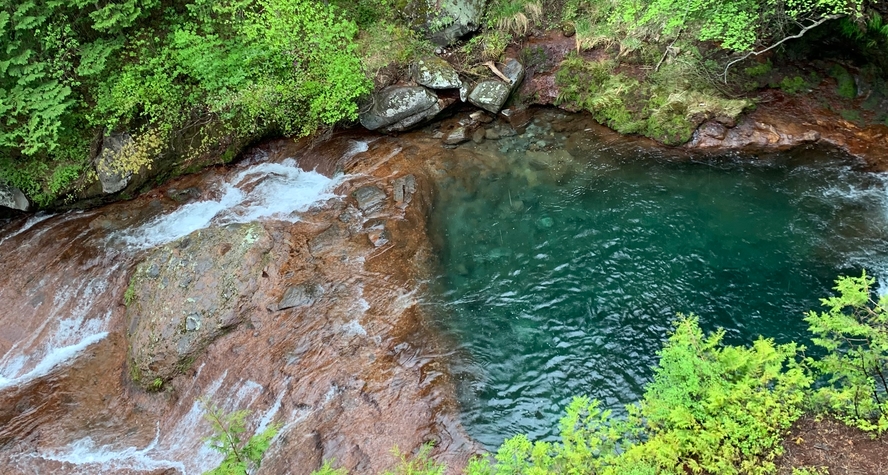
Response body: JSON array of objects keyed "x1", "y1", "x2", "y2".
[{"x1": 124, "y1": 223, "x2": 272, "y2": 390}]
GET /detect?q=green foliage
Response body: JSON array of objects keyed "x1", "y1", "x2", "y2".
[
  {"x1": 839, "y1": 109, "x2": 862, "y2": 123},
  {"x1": 623, "y1": 316, "x2": 811, "y2": 474},
  {"x1": 791, "y1": 467, "x2": 829, "y2": 475},
  {"x1": 486, "y1": 1, "x2": 543, "y2": 36},
  {"x1": 201, "y1": 398, "x2": 281, "y2": 475},
  {"x1": 839, "y1": 13, "x2": 888, "y2": 49},
  {"x1": 468, "y1": 316, "x2": 811, "y2": 475},
  {"x1": 779, "y1": 75, "x2": 808, "y2": 94},
  {"x1": 383, "y1": 443, "x2": 446, "y2": 475},
  {"x1": 829, "y1": 64, "x2": 857, "y2": 99},
  {"x1": 805, "y1": 272, "x2": 888, "y2": 433},
  {"x1": 462, "y1": 31, "x2": 512, "y2": 62},
  {"x1": 358, "y1": 21, "x2": 434, "y2": 72},
  {"x1": 745, "y1": 59, "x2": 774, "y2": 77},
  {"x1": 555, "y1": 54, "x2": 748, "y2": 144},
  {"x1": 311, "y1": 460, "x2": 348, "y2": 475},
  {"x1": 0, "y1": 0, "x2": 371, "y2": 208},
  {"x1": 148, "y1": 377, "x2": 164, "y2": 391},
  {"x1": 465, "y1": 397, "x2": 635, "y2": 474}
]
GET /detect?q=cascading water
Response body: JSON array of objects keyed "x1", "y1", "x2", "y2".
[{"x1": 0, "y1": 156, "x2": 349, "y2": 473}]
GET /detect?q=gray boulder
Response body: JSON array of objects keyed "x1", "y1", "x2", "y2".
[
  {"x1": 379, "y1": 99, "x2": 446, "y2": 133},
  {"x1": 96, "y1": 133, "x2": 134, "y2": 194},
  {"x1": 468, "y1": 80, "x2": 512, "y2": 114},
  {"x1": 502, "y1": 58, "x2": 526, "y2": 87},
  {"x1": 0, "y1": 182, "x2": 28, "y2": 211},
  {"x1": 413, "y1": 58, "x2": 461, "y2": 89},
  {"x1": 359, "y1": 86, "x2": 439, "y2": 131},
  {"x1": 427, "y1": 0, "x2": 485, "y2": 46},
  {"x1": 466, "y1": 58, "x2": 526, "y2": 114},
  {"x1": 125, "y1": 223, "x2": 272, "y2": 390}
]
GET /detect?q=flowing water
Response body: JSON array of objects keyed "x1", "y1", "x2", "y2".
[
  {"x1": 3, "y1": 114, "x2": 888, "y2": 472},
  {"x1": 425, "y1": 118, "x2": 888, "y2": 449},
  {"x1": 0, "y1": 157, "x2": 348, "y2": 473}
]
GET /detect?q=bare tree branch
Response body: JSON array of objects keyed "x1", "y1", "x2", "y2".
[
  {"x1": 655, "y1": 0, "x2": 693, "y2": 72},
  {"x1": 722, "y1": 14, "x2": 843, "y2": 83}
]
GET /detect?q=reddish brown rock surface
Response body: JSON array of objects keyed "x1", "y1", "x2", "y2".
[{"x1": 0, "y1": 133, "x2": 475, "y2": 474}]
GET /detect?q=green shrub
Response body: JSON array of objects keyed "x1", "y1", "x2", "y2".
[
  {"x1": 382, "y1": 443, "x2": 446, "y2": 475},
  {"x1": 806, "y1": 271, "x2": 888, "y2": 433},
  {"x1": 745, "y1": 60, "x2": 774, "y2": 77},
  {"x1": 839, "y1": 109, "x2": 862, "y2": 123},
  {"x1": 622, "y1": 316, "x2": 811, "y2": 474},
  {"x1": 311, "y1": 461, "x2": 347, "y2": 475},
  {"x1": 1, "y1": 0, "x2": 372, "y2": 208},
  {"x1": 829, "y1": 64, "x2": 858, "y2": 99},
  {"x1": 469, "y1": 316, "x2": 811, "y2": 475},
  {"x1": 779, "y1": 76, "x2": 808, "y2": 94},
  {"x1": 201, "y1": 398, "x2": 281, "y2": 475}
]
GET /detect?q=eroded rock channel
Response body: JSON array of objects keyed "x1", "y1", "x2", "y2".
[{"x1": 1, "y1": 108, "x2": 887, "y2": 474}]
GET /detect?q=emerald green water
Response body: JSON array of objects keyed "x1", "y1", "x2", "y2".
[{"x1": 425, "y1": 118, "x2": 888, "y2": 448}]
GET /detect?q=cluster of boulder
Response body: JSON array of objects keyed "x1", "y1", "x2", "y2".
[{"x1": 359, "y1": 56, "x2": 526, "y2": 134}]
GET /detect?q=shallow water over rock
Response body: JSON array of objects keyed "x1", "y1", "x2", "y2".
[{"x1": 0, "y1": 136, "x2": 471, "y2": 474}]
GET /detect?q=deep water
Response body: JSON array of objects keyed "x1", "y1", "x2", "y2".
[{"x1": 425, "y1": 120, "x2": 888, "y2": 449}]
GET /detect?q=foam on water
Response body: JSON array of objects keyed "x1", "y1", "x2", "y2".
[
  {"x1": 0, "y1": 212, "x2": 53, "y2": 246},
  {"x1": 34, "y1": 430, "x2": 187, "y2": 474},
  {"x1": 119, "y1": 158, "x2": 347, "y2": 249},
  {"x1": 0, "y1": 332, "x2": 108, "y2": 390}
]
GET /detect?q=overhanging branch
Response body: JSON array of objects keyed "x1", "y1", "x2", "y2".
[{"x1": 722, "y1": 14, "x2": 843, "y2": 83}]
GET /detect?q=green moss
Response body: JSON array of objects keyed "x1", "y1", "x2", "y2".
[
  {"x1": 555, "y1": 55, "x2": 748, "y2": 145},
  {"x1": 744, "y1": 59, "x2": 773, "y2": 77},
  {"x1": 829, "y1": 64, "x2": 858, "y2": 99},
  {"x1": 840, "y1": 109, "x2": 863, "y2": 123},
  {"x1": 124, "y1": 275, "x2": 138, "y2": 306},
  {"x1": 779, "y1": 76, "x2": 808, "y2": 95}
]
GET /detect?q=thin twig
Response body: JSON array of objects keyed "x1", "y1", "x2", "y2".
[
  {"x1": 722, "y1": 14, "x2": 843, "y2": 83},
  {"x1": 655, "y1": 0, "x2": 692, "y2": 72}
]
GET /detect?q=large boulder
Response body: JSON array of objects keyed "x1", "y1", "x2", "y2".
[
  {"x1": 413, "y1": 58, "x2": 461, "y2": 89},
  {"x1": 467, "y1": 58, "x2": 526, "y2": 114},
  {"x1": 96, "y1": 133, "x2": 135, "y2": 194},
  {"x1": 427, "y1": 0, "x2": 485, "y2": 46},
  {"x1": 0, "y1": 182, "x2": 28, "y2": 212},
  {"x1": 124, "y1": 223, "x2": 272, "y2": 390},
  {"x1": 468, "y1": 80, "x2": 512, "y2": 114},
  {"x1": 359, "y1": 86, "x2": 439, "y2": 131}
]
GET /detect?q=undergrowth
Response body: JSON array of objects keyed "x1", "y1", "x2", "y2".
[{"x1": 554, "y1": 54, "x2": 749, "y2": 144}]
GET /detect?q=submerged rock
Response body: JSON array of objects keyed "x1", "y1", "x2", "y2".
[
  {"x1": 413, "y1": 58, "x2": 461, "y2": 89},
  {"x1": 124, "y1": 223, "x2": 272, "y2": 389},
  {"x1": 278, "y1": 283, "x2": 324, "y2": 310},
  {"x1": 359, "y1": 86, "x2": 439, "y2": 131},
  {"x1": 353, "y1": 185, "x2": 387, "y2": 213}
]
